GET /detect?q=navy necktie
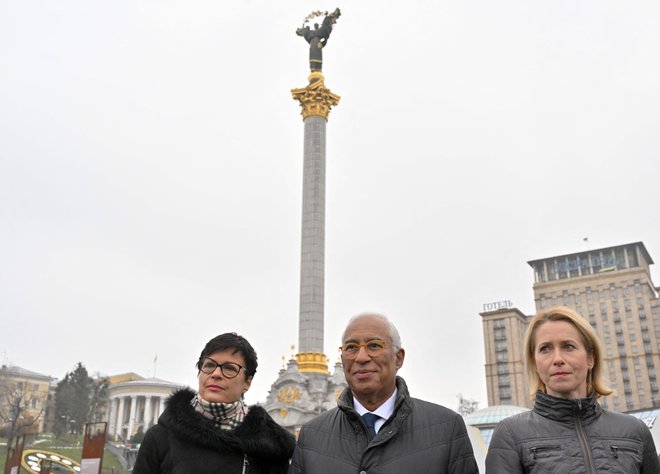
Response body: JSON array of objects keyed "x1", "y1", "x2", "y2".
[{"x1": 362, "y1": 413, "x2": 380, "y2": 440}]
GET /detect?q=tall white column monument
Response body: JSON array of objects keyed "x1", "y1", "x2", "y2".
[{"x1": 264, "y1": 9, "x2": 347, "y2": 433}]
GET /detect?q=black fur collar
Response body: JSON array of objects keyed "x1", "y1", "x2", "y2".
[{"x1": 161, "y1": 388, "x2": 295, "y2": 462}]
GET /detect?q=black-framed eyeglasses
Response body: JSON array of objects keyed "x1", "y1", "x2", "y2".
[
  {"x1": 198, "y1": 357, "x2": 247, "y2": 379},
  {"x1": 339, "y1": 339, "x2": 388, "y2": 360}
]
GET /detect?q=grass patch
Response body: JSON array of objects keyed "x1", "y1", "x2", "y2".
[{"x1": 1, "y1": 435, "x2": 129, "y2": 474}]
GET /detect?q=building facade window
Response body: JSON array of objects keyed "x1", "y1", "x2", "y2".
[
  {"x1": 627, "y1": 247, "x2": 639, "y2": 267},
  {"x1": 558, "y1": 260, "x2": 567, "y2": 279},
  {"x1": 495, "y1": 341, "x2": 508, "y2": 352},
  {"x1": 499, "y1": 387, "x2": 511, "y2": 399}
]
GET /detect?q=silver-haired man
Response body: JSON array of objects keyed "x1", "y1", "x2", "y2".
[{"x1": 289, "y1": 313, "x2": 479, "y2": 473}]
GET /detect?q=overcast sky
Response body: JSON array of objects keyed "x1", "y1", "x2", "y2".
[{"x1": 2, "y1": 1, "x2": 659, "y2": 410}]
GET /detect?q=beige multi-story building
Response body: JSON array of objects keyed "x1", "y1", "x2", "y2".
[
  {"x1": 481, "y1": 306, "x2": 532, "y2": 408},
  {"x1": 481, "y1": 242, "x2": 660, "y2": 412},
  {"x1": 0, "y1": 365, "x2": 55, "y2": 436}
]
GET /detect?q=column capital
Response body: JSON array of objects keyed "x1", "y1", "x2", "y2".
[
  {"x1": 296, "y1": 351, "x2": 329, "y2": 374},
  {"x1": 292, "y1": 72, "x2": 340, "y2": 120}
]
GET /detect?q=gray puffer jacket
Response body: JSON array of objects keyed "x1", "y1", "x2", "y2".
[
  {"x1": 486, "y1": 391, "x2": 660, "y2": 473},
  {"x1": 288, "y1": 377, "x2": 479, "y2": 474}
]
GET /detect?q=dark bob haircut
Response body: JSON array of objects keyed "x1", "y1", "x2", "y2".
[{"x1": 196, "y1": 332, "x2": 258, "y2": 378}]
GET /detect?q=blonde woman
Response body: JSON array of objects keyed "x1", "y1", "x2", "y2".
[{"x1": 486, "y1": 306, "x2": 659, "y2": 473}]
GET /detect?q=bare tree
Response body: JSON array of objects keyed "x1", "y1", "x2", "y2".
[
  {"x1": 0, "y1": 369, "x2": 45, "y2": 446},
  {"x1": 456, "y1": 393, "x2": 479, "y2": 417},
  {"x1": 88, "y1": 376, "x2": 109, "y2": 422}
]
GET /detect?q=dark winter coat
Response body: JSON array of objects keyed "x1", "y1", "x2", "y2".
[
  {"x1": 288, "y1": 376, "x2": 479, "y2": 474},
  {"x1": 133, "y1": 388, "x2": 296, "y2": 474},
  {"x1": 485, "y1": 391, "x2": 660, "y2": 473}
]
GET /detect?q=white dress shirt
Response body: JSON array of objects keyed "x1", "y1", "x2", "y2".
[{"x1": 353, "y1": 388, "x2": 398, "y2": 434}]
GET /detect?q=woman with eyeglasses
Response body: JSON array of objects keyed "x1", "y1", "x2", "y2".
[
  {"x1": 485, "y1": 307, "x2": 660, "y2": 473},
  {"x1": 133, "y1": 333, "x2": 295, "y2": 473}
]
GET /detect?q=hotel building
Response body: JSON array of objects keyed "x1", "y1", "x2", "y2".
[{"x1": 481, "y1": 242, "x2": 660, "y2": 412}]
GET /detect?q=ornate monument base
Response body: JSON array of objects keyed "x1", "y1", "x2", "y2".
[{"x1": 264, "y1": 358, "x2": 346, "y2": 433}]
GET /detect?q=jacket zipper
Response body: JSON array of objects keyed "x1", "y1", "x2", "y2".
[
  {"x1": 242, "y1": 454, "x2": 249, "y2": 474},
  {"x1": 610, "y1": 445, "x2": 639, "y2": 458},
  {"x1": 575, "y1": 399, "x2": 597, "y2": 474},
  {"x1": 530, "y1": 445, "x2": 561, "y2": 460}
]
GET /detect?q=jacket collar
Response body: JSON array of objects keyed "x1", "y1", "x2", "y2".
[
  {"x1": 160, "y1": 388, "x2": 294, "y2": 461},
  {"x1": 337, "y1": 376, "x2": 411, "y2": 420},
  {"x1": 533, "y1": 390, "x2": 602, "y2": 424}
]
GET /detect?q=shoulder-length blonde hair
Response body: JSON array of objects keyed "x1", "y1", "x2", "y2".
[{"x1": 524, "y1": 306, "x2": 612, "y2": 399}]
